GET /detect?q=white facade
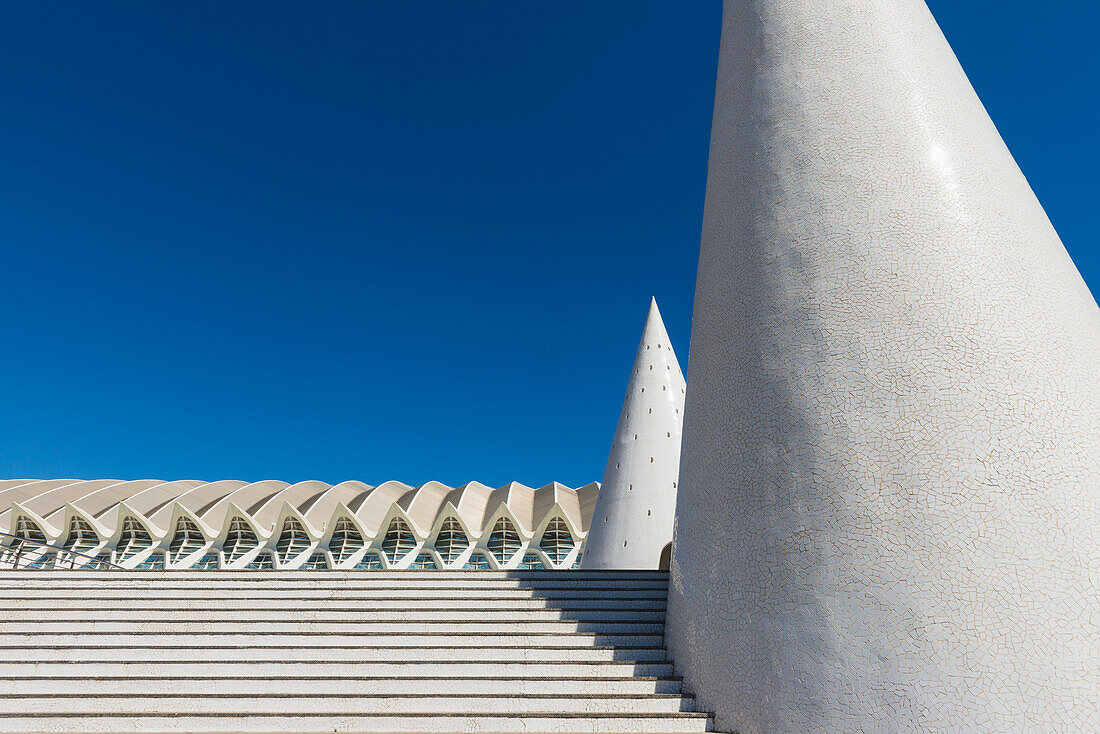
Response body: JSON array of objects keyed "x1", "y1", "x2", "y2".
[
  {"x1": 667, "y1": 1, "x2": 1100, "y2": 732},
  {"x1": 0, "y1": 479, "x2": 596, "y2": 570},
  {"x1": 583, "y1": 299, "x2": 685, "y2": 570}
]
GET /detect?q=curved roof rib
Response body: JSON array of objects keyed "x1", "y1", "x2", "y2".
[
  {"x1": 148, "y1": 480, "x2": 248, "y2": 528},
  {"x1": 354, "y1": 481, "x2": 414, "y2": 535},
  {"x1": 302, "y1": 481, "x2": 373, "y2": 528}
]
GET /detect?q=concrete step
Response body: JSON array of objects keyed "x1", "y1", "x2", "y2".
[
  {"x1": 0, "y1": 587, "x2": 668, "y2": 600},
  {"x1": 0, "y1": 571, "x2": 670, "y2": 581},
  {"x1": 1, "y1": 619, "x2": 661, "y2": 635},
  {"x1": 0, "y1": 629, "x2": 660, "y2": 647},
  {"x1": 0, "y1": 676, "x2": 684, "y2": 695},
  {"x1": 0, "y1": 608, "x2": 666, "y2": 622},
  {"x1": 0, "y1": 577, "x2": 668, "y2": 591},
  {"x1": 2, "y1": 645, "x2": 669, "y2": 662},
  {"x1": 5, "y1": 596, "x2": 668, "y2": 610},
  {"x1": 0, "y1": 617, "x2": 663, "y2": 632},
  {"x1": 0, "y1": 713, "x2": 711, "y2": 733},
  {"x1": 0, "y1": 661, "x2": 676, "y2": 678},
  {"x1": 0, "y1": 694, "x2": 697, "y2": 715}
]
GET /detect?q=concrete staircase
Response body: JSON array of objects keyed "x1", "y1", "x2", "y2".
[{"x1": 0, "y1": 570, "x2": 712, "y2": 733}]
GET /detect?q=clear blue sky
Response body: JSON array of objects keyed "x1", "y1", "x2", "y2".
[{"x1": 1, "y1": 2, "x2": 1095, "y2": 487}]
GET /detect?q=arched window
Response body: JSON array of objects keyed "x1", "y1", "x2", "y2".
[
  {"x1": 518, "y1": 552, "x2": 545, "y2": 570},
  {"x1": 408, "y1": 552, "x2": 437, "y2": 570},
  {"x1": 486, "y1": 516, "x2": 521, "y2": 566},
  {"x1": 463, "y1": 551, "x2": 492, "y2": 570},
  {"x1": 193, "y1": 552, "x2": 220, "y2": 570},
  {"x1": 223, "y1": 516, "x2": 258, "y2": 564},
  {"x1": 117, "y1": 516, "x2": 153, "y2": 562},
  {"x1": 380, "y1": 516, "x2": 416, "y2": 564},
  {"x1": 434, "y1": 516, "x2": 469, "y2": 566},
  {"x1": 135, "y1": 551, "x2": 165, "y2": 570},
  {"x1": 89, "y1": 551, "x2": 113, "y2": 570},
  {"x1": 328, "y1": 516, "x2": 363, "y2": 564},
  {"x1": 275, "y1": 516, "x2": 311, "y2": 565},
  {"x1": 354, "y1": 551, "x2": 384, "y2": 570},
  {"x1": 28, "y1": 553, "x2": 57, "y2": 569},
  {"x1": 538, "y1": 516, "x2": 574, "y2": 567},
  {"x1": 4, "y1": 516, "x2": 47, "y2": 567},
  {"x1": 15, "y1": 516, "x2": 46, "y2": 544},
  {"x1": 62, "y1": 516, "x2": 99, "y2": 555},
  {"x1": 245, "y1": 550, "x2": 274, "y2": 570},
  {"x1": 168, "y1": 516, "x2": 206, "y2": 565},
  {"x1": 300, "y1": 551, "x2": 328, "y2": 570}
]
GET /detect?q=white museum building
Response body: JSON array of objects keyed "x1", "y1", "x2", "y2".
[
  {"x1": 0, "y1": 478, "x2": 595, "y2": 572},
  {"x1": 2, "y1": 0, "x2": 1099, "y2": 731}
]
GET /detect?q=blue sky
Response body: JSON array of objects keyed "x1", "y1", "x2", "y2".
[{"x1": 1, "y1": 2, "x2": 1095, "y2": 487}]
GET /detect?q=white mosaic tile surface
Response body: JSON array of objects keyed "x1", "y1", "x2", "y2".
[{"x1": 666, "y1": 1, "x2": 1100, "y2": 731}]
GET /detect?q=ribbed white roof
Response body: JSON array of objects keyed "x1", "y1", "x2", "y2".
[{"x1": 0, "y1": 479, "x2": 599, "y2": 540}]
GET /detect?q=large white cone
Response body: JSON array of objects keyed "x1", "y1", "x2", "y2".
[
  {"x1": 583, "y1": 298, "x2": 685, "y2": 569},
  {"x1": 667, "y1": 1, "x2": 1100, "y2": 732}
]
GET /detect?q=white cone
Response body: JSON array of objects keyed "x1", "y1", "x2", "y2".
[
  {"x1": 667, "y1": 2, "x2": 1100, "y2": 732},
  {"x1": 582, "y1": 298, "x2": 685, "y2": 570}
]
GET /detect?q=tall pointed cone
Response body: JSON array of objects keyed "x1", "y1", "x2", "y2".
[
  {"x1": 582, "y1": 298, "x2": 685, "y2": 570},
  {"x1": 668, "y1": 2, "x2": 1100, "y2": 733}
]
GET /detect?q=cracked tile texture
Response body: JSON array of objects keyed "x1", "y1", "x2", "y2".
[{"x1": 666, "y1": 1, "x2": 1100, "y2": 732}]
